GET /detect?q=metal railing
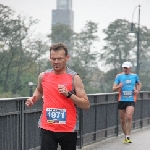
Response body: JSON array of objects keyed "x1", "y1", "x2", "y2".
[{"x1": 0, "y1": 92, "x2": 150, "y2": 150}]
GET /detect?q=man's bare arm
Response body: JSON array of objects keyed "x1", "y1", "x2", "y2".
[
  {"x1": 112, "y1": 82, "x2": 123, "y2": 92},
  {"x1": 69, "y1": 75, "x2": 90, "y2": 109},
  {"x1": 136, "y1": 82, "x2": 142, "y2": 91},
  {"x1": 25, "y1": 72, "x2": 44, "y2": 106}
]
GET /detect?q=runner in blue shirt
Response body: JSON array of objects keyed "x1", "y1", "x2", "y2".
[{"x1": 112, "y1": 62, "x2": 142, "y2": 143}]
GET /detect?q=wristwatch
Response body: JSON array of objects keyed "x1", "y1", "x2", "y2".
[{"x1": 66, "y1": 92, "x2": 73, "y2": 98}]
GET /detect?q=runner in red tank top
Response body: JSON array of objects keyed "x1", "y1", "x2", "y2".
[{"x1": 25, "y1": 42, "x2": 90, "y2": 150}]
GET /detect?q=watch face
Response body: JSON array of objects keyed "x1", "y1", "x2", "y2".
[{"x1": 67, "y1": 92, "x2": 72, "y2": 98}]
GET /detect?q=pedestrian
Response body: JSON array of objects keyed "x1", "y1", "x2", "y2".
[
  {"x1": 25, "y1": 42, "x2": 90, "y2": 150},
  {"x1": 112, "y1": 61, "x2": 142, "y2": 143}
]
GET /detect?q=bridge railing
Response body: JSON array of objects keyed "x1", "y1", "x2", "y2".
[
  {"x1": 0, "y1": 92, "x2": 150, "y2": 150},
  {"x1": 78, "y1": 91, "x2": 150, "y2": 148}
]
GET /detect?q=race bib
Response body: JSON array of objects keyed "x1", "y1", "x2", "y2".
[
  {"x1": 122, "y1": 90, "x2": 133, "y2": 98},
  {"x1": 46, "y1": 108, "x2": 66, "y2": 124}
]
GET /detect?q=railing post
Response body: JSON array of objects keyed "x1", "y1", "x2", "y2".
[
  {"x1": 16, "y1": 100, "x2": 21, "y2": 150},
  {"x1": 93, "y1": 96, "x2": 97, "y2": 141},
  {"x1": 140, "y1": 93, "x2": 143, "y2": 128},
  {"x1": 105, "y1": 95, "x2": 108, "y2": 138},
  {"x1": 78, "y1": 108, "x2": 83, "y2": 149},
  {"x1": 19, "y1": 99, "x2": 25, "y2": 150},
  {"x1": 148, "y1": 93, "x2": 150, "y2": 125},
  {"x1": 115, "y1": 94, "x2": 119, "y2": 136}
]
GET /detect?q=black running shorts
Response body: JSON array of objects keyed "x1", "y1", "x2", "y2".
[
  {"x1": 118, "y1": 101, "x2": 135, "y2": 110},
  {"x1": 40, "y1": 128, "x2": 77, "y2": 150}
]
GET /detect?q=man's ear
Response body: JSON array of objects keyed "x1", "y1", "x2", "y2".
[{"x1": 66, "y1": 55, "x2": 70, "y2": 61}]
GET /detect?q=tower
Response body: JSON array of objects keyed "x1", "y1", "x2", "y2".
[{"x1": 52, "y1": 0, "x2": 74, "y2": 30}]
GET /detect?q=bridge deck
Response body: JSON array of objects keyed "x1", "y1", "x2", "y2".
[{"x1": 79, "y1": 126, "x2": 150, "y2": 150}]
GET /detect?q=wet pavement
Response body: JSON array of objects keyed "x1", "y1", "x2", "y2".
[{"x1": 78, "y1": 126, "x2": 150, "y2": 150}]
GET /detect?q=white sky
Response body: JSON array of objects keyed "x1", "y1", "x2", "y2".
[
  {"x1": 1, "y1": 0, "x2": 150, "y2": 34},
  {"x1": 1, "y1": 0, "x2": 150, "y2": 71}
]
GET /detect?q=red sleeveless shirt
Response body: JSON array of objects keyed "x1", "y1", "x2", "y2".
[{"x1": 39, "y1": 68, "x2": 78, "y2": 132}]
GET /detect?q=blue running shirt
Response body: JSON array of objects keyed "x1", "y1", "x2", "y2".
[{"x1": 114, "y1": 73, "x2": 140, "y2": 102}]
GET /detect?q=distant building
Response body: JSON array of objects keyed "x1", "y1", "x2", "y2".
[{"x1": 52, "y1": 0, "x2": 74, "y2": 30}]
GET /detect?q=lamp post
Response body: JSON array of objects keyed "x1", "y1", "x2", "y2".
[
  {"x1": 28, "y1": 82, "x2": 37, "y2": 97},
  {"x1": 129, "y1": 5, "x2": 140, "y2": 75}
]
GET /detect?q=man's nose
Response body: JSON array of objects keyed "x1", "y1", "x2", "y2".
[{"x1": 54, "y1": 59, "x2": 59, "y2": 63}]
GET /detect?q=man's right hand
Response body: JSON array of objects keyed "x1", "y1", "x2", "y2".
[
  {"x1": 118, "y1": 82, "x2": 123, "y2": 88},
  {"x1": 25, "y1": 96, "x2": 36, "y2": 107}
]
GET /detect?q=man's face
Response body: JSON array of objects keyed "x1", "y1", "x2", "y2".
[
  {"x1": 123, "y1": 67, "x2": 132, "y2": 74},
  {"x1": 50, "y1": 49, "x2": 69, "y2": 72}
]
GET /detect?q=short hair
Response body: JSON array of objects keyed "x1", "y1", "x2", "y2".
[{"x1": 50, "y1": 42, "x2": 68, "y2": 56}]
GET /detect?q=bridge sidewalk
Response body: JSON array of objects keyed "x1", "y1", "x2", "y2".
[{"x1": 79, "y1": 126, "x2": 150, "y2": 150}]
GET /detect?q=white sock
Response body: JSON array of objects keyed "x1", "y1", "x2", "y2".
[{"x1": 126, "y1": 135, "x2": 130, "y2": 138}]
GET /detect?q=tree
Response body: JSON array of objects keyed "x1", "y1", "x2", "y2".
[
  {"x1": 100, "y1": 19, "x2": 133, "y2": 74},
  {"x1": 48, "y1": 23, "x2": 74, "y2": 54},
  {"x1": 135, "y1": 26, "x2": 150, "y2": 72},
  {"x1": 0, "y1": 4, "x2": 45, "y2": 96},
  {"x1": 33, "y1": 38, "x2": 49, "y2": 75},
  {"x1": 100, "y1": 19, "x2": 150, "y2": 91},
  {"x1": 69, "y1": 21, "x2": 102, "y2": 93}
]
